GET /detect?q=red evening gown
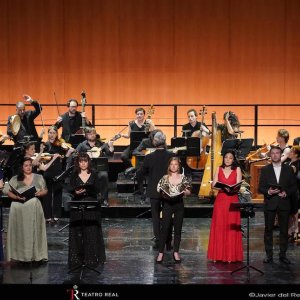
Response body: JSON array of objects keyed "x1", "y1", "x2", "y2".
[{"x1": 207, "y1": 167, "x2": 243, "y2": 262}]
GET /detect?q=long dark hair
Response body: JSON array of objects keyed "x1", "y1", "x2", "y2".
[
  {"x1": 223, "y1": 111, "x2": 240, "y2": 127},
  {"x1": 17, "y1": 157, "x2": 33, "y2": 181},
  {"x1": 221, "y1": 150, "x2": 239, "y2": 170},
  {"x1": 74, "y1": 152, "x2": 92, "y2": 174}
]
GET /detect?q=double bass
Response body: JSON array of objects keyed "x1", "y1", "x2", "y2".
[
  {"x1": 74, "y1": 90, "x2": 87, "y2": 135},
  {"x1": 186, "y1": 106, "x2": 210, "y2": 170},
  {"x1": 199, "y1": 112, "x2": 223, "y2": 198}
]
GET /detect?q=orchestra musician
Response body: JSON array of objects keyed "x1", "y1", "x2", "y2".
[
  {"x1": 120, "y1": 107, "x2": 156, "y2": 169},
  {"x1": 75, "y1": 127, "x2": 114, "y2": 207},
  {"x1": 293, "y1": 137, "x2": 300, "y2": 146},
  {"x1": 6, "y1": 141, "x2": 45, "y2": 177},
  {"x1": 261, "y1": 129, "x2": 291, "y2": 163},
  {"x1": 39, "y1": 126, "x2": 75, "y2": 223},
  {"x1": 7, "y1": 94, "x2": 42, "y2": 146},
  {"x1": 54, "y1": 99, "x2": 92, "y2": 144},
  {"x1": 181, "y1": 108, "x2": 210, "y2": 138},
  {"x1": 218, "y1": 111, "x2": 241, "y2": 142}
]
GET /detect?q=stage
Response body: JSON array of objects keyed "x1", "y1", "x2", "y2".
[{"x1": 1, "y1": 199, "x2": 300, "y2": 288}]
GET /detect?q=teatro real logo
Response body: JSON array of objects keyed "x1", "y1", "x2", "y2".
[{"x1": 67, "y1": 285, "x2": 80, "y2": 300}]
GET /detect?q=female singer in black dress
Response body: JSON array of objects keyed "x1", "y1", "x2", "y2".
[{"x1": 68, "y1": 152, "x2": 106, "y2": 269}]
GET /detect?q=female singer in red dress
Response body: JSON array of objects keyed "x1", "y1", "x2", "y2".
[{"x1": 207, "y1": 150, "x2": 243, "y2": 263}]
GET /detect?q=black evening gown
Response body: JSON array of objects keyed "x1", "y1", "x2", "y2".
[{"x1": 68, "y1": 171, "x2": 106, "y2": 268}]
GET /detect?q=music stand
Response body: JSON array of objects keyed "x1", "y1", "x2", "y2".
[
  {"x1": 68, "y1": 200, "x2": 101, "y2": 280},
  {"x1": 70, "y1": 134, "x2": 85, "y2": 148},
  {"x1": 187, "y1": 137, "x2": 201, "y2": 156},
  {"x1": 171, "y1": 137, "x2": 186, "y2": 148},
  {"x1": 230, "y1": 202, "x2": 264, "y2": 282},
  {"x1": 91, "y1": 157, "x2": 109, "y2": 172},
  {"x1": 130, "y1": 131, "x2": 149, "y2": 150},
  {"x1": 221, "y1": 138, "x2": 253, "y2": 160}
]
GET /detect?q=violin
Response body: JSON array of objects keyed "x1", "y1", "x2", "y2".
[
  {"x1": 31, "y1": 153, "x2": 55, "y2": 162},
  {"x1": 53, "y1": 138, "x2": 72, "y2": 150},
  {"x1": 246, "y1": 141, "x2": 277, "y2": 161}
]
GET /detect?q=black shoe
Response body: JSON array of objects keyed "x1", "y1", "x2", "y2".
[
  {"x1": 279, "y1": 257, "x2": 291, "y2": 264},
  {"x1": 156, "y1": 253, "x2": 164, "y2": 264},
  {"x1": 263, "y1": 256, "x2": 273, "y2": 264},
  {"x1": 173, "y1": 252, "x2": 181, "y2": 263}
]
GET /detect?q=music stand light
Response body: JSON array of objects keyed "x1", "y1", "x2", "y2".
[
  {"x1": 68, "y1": 200, "x2": 101, "y2": 280},
  {"x1": 221, "y1": 138, "x2": 254, "y2": 160},
  {"x1": 230, "y1": 202, "x2": 264, "y2": 282},
  {"x1": 130, "y1": 131, "x2": 149, "y2": 150}
]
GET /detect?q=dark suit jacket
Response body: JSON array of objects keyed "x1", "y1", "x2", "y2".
[
  {"x1": 55, "y1": 111, "x2": 91, "y2": 142},
  {"x1": 132, "y1": 138, "x2": 153, "y2": 155},
  {"x1": 141, "y1": 149, "x2": 174, "y2": 199},
  {"x1": 7, "y1": 100, "x2": 41, "y2": 143},
  {"x1": 259, "y1": 163, "x2": 297, "y2": 212}
]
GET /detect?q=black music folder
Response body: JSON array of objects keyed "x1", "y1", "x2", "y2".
[
  {"x1": 159, "y1": 187, "x2": 185, "y2": 199},
  {"x1": 214, "y1": 181, "x2": 243, "y2": 192},
  {"x1": 9, "y1": 184, "x2": 37, "y2": 202},
  {"x1": 74, "y1": 183, "x2": 94, "y2": 194}
]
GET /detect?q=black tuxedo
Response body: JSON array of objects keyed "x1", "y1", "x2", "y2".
[{"x1": 259, "y1": 163, "x2": 297, "y2": 258}]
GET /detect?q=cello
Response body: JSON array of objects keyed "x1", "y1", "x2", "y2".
[
  {"x1": 199, "y1": 112, "x2": 223, "y2": 198},
  {"x1": 186, "y1": 106, "x2": 210, "y2": 170}
]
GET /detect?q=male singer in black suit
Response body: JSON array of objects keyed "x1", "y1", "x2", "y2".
[
  {"x1": 259, "y1": 146, "x2": 297, "y2": 264},
  {"x1": 140, "y1": 131, "x2": 175, "y2": 249}
]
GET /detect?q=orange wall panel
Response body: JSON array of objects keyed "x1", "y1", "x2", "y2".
[{"x1": 0, "y1": 0, "x2": 300, "y2": 145}]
